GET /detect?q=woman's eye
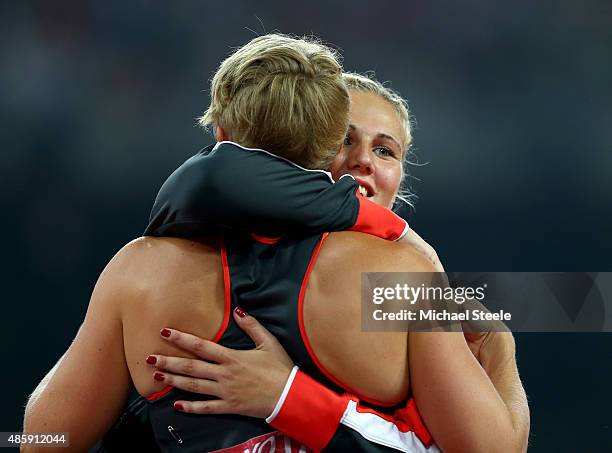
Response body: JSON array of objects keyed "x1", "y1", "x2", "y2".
[
  {"x1": 343, "y1": 135, "x2": 352, "y2": 146},
  {"x1": 374, "y1": 146, "x2": 395, "y2": 158}
]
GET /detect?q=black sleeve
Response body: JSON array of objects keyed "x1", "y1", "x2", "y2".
[{"x1": 144, "y1": 142, "x2": 360, "y2": 238}]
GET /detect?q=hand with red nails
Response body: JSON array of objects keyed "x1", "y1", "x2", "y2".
[{"x1": 146, "y1": 307, "x2": 294, "y2": 418}]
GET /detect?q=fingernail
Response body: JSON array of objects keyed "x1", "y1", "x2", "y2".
[
  {"x1": 174, "y1": 402, "x2": 184, "y2": 411},
  {"x1": 154, "y1": 372, "x2": 165, "y2": 382},
  {"x1": 235, "y1": 307, "x2": 247, "y2": 318},
  {"x1": 160, "y1": 328, "x2": 171, "y2": 338},
  {"x1": 146, "y1": 355, "x2": 157, "y2": 365}
]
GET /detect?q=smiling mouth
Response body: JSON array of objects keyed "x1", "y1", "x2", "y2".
[{"x1": 358, "y1": 185, "x2": 374, "y2": 197}]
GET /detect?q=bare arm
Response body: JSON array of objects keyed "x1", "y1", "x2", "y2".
[
  {"x1": 395, "y1": 235, "x2": 528, "y2": 452},
  {"x1": 410, "y1": 329, "x2": 529, "y2": 453},
  {"x1": 477, "y1": 332, "x2": 530, "y2": 450},
  {"x1": 23, "y1": 245, "x2": 134, "y2": 452}
]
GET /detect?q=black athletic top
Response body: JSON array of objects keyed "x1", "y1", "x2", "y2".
[{"x1": 146, "y1": 232, "x2": 334, "y2": 451}]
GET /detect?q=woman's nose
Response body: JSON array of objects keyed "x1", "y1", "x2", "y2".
[{"x1": 347, "y1": 143, "x2": 373, "y2": 175}]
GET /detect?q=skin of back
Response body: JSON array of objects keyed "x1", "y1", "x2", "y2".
[
  {"x1": 302, "y1": 231, "x2": 435, "y2": 403},
  {"x1": 121, "y1": 232, "x2": 432, "y2": 401},
  {"x1": 22, "y1": 232, "x2": 434, "y2": 451},
  {"x1": 120, "y1": 236, "x2": 226, "y2": 397}
]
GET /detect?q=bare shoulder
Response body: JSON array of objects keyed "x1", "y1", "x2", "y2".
[
  {"x1": 95, "y1": 236, "x2": 221, "y2": 311},
  {"x1": 111, "y1": 236, "x2": 219, "y2": 264},
  {"x1": 105, "y1": 236, "x2": 219, "y2": 276},
  {"x1": 319, "y1": 231, "x2": 437, "y2": 273},
  {"x1": 116, "y1": 236, "x2": 225, "y2": 396}
]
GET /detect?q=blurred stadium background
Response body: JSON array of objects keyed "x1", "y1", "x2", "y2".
[{"x1": 1, "y1": 1, "x2": 611, "y2": 451}]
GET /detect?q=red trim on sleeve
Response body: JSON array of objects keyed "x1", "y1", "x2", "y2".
[
  {"x1": 349, "y1": 193, "x2": 408, "y2": 241},
  {"x1": 269, "y1": 370, "x2": 350, "y2": 452}
]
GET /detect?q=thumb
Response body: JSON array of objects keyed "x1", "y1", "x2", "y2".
[{"x1": 233, "y1": 307, "x2": 277, "y2": 348}]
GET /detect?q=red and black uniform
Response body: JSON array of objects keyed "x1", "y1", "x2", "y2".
[
  {"x1": 99, "y1": 142, "x2": 437, "y2": 452},
  {"x1": 144, "y1": 141, "x2": 408, "y2": 241}
]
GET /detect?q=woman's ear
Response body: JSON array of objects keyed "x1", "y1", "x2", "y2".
[{"x1": 215, "y1": 127, "x2": 230, "y2": 142}]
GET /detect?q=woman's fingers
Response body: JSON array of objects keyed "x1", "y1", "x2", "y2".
[
  {"x1": 151, "y1": 313, "x2": 295, "y2": 419},
  {"x1": 233, "y1": 307, "x2": 278, "y2": 348},
  {"x1": 153, "y1": 370, "x2": 221, "y2": 397},
  {"x1": 147, "y1": 354, "x2": 221, "y2": 380},
  {"x1": 160, "y1": 328, "x2": 228, "y2": 363},
  {"x1": 173, "y1": 399, "x2": 233, "y2": 415},
  {"x1": 233, "y1": 308, "x2": 294, "y2": 368}
]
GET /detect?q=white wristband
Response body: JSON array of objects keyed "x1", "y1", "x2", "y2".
[{"x1": 265, "y1": 365, "x2": 299, "y2": 424}]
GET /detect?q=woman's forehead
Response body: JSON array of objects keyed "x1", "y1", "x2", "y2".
[{"x1": 348, "y1": 91, "x2": 406, "y2": 148}]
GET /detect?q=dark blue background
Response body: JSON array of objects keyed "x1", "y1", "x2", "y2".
[{"x1": 1, "y1": 1, "x2": 611, "y2": 451}]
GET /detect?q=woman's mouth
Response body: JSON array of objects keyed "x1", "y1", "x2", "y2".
[{"x1": 355, "y1": 178, "x2": 375, "y2": 198}]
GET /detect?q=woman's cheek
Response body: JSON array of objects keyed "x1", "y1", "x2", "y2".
[{"x1": 378, "y1": 168, "x2": 402, "y2": 208}]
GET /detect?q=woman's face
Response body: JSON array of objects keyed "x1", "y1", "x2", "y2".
[{"x1": 330, "y1": 91, "x2": 405, "y2": 209}]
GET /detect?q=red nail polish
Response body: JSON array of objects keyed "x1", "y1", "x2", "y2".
[
  {"x1": 146, "y1": 355, "x2": 157, "y2": 365},
  {"x1": 174, "y1": 402, "x2": 184, "y2": 411},
  {"x1": 235, "y1": 307, "x2": 247, "y2": 318},
  {"x1": 160, "y1": 328, "x2": 171, "y2": 338},
  {"x1": 154, "y1": 372, "x2": 165, "y2": 382}
]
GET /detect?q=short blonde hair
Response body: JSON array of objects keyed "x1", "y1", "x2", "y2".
[{"x1": 199, "y1": 34, "x2": 349, "y2": 170}]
